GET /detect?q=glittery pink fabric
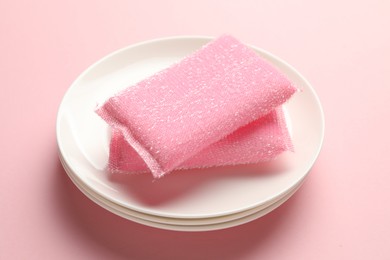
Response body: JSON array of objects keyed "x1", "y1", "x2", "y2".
[
  {"x1": 96, "y1": 35, "x2": 297, "y2": 178},
  {"x1": 108, "y1": 108, "x2": 292, "y2": 173}
]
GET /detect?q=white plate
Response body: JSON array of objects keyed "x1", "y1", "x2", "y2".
[
  {"x1": 57, "y1": 36, "x2": 324, "y2": 219},
  {"x1": 60, "y1": 153, "x2": 303, "y2": 226},
  {"x1": 60, "y1": 153, "x2": 303, "y2": 231}
]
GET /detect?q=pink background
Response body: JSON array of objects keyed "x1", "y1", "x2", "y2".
[{"x1": 1, "y1": 0, "x2": 389, "y2": 259}]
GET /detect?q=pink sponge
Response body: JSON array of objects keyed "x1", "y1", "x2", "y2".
[
  {"x1": 96, "y1": 35, "x2": 296, "y2": 178},
  {"x1": 108, "y1": 108, "x2": 292, "y2": 173}
]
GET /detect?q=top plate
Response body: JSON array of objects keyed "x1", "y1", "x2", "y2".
[{"x1": 56, "y1": 36, "x2": 324, "y2": 219}]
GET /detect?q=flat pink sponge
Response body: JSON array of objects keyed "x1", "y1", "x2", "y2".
[{"x1": 96, "y1": 35, "x2": 296, "y2": 178}]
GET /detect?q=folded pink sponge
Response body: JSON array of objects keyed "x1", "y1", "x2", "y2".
[
  {"x1": 108, "y1": 108, "x2": 292, "y2": 174},
  {"x1": 96, "y1": 35, "x2": 297, "y2": 178}
]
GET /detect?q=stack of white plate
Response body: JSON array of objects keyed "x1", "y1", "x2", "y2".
[{"x1": 56, "y1": 36, "x2": 324, "y2": 232}]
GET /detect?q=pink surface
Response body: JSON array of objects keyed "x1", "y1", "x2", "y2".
[
  {"x1": 98, "y1": 35, "x2": 295, "y2": 177},
  {"x1": 1, "y1": 0, "x2": 389, "y2": 259}
]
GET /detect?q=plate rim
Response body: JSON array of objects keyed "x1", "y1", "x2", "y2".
[
  {"x1": 59, "y1": 152, "x2": 304, "y2": 225},
  {"x1": 60, "y1": 153, "x2": 303, "y2": 231}
]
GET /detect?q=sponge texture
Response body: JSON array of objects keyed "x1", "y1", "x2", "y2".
[{"x1": 96, "y1": 35, "x2": 296, "y2": 178}]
